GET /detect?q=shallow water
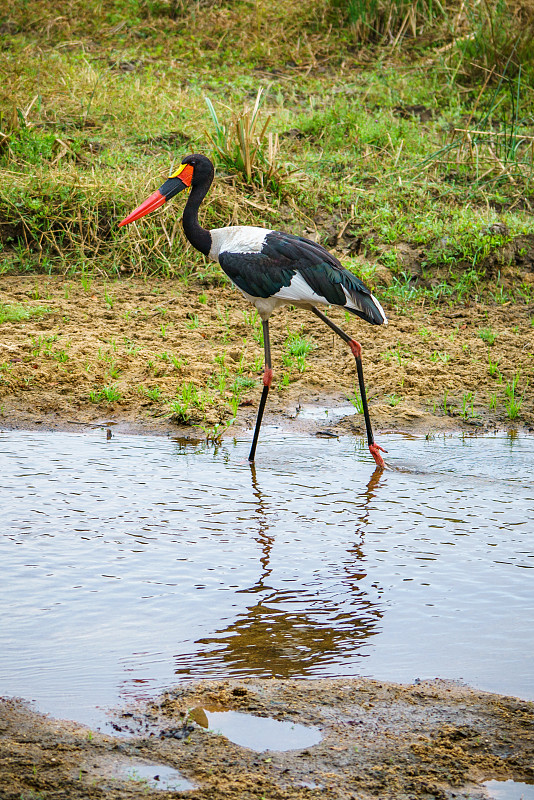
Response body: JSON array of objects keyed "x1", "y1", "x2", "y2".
[
  {"x1": 484, "y1": 779, "x2": 534, "y2": 799},
  {"x1": 194, "y1": 709, "x2": 322, "y2": 751},
  {"x1": 0, "y1": 427, "x2": 533, "y2": 731}
]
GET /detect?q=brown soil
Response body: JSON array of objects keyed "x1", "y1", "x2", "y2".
[
  {"x1": 2, "y1": 678, "x2": 534, "y2": 799},
  {"x1": 0, "y1": 275, "x2": 533, "y2": 439}
]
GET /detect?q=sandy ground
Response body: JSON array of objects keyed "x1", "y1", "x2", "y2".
[
  {"x1": 0, "y1": 275, "x2": 533, "y2": 440},
  {"x1": 1, "y1": 678, "x2": 534, "y2": 799},
  {"x1": 1, "y1": 273, "x2": 534, "y2": 799}
]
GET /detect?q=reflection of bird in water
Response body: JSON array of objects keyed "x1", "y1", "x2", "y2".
[
  {"x1": 172, "y1": 464, "x2": 386, "y2": 680},
  {"x1": 119, "y1": 153, "x2": 387, "y2": 468},
  {"x1": 367, "y1": 465, "x2": 385, "y2": 496},
  {"x1": 341, "y1": 466, "x2": 386, "y2": 593}
]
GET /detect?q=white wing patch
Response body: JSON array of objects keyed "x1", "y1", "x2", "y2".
[
  {"x1": 370, "y1": 292, "x2": 388, "y2": 324},
  {"x1": 273, "y1": 272, "x2": 328, "y2": 305},
  {"x1": 342, "y1": 287, "x2": 388, "y2": 324},
  {"x1": 209, "y1": 226, "x2": 272, "y2": 262}
]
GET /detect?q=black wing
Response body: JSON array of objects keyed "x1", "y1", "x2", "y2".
[{"x1": 219, "y1": 230, "x2": 385, "y2": 325}]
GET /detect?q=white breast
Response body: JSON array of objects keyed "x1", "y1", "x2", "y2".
[{"x1": 208, "y1": 226, "x2": 272, "y2": 262}]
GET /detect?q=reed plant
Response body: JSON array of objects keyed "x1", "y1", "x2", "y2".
[{"x1": 205, "y1": 89, "x2": 284, "y2": 190}]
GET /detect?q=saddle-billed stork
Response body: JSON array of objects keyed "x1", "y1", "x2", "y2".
[{"x1": 119, "y1": 153, "x2": 388, "y2": 467}]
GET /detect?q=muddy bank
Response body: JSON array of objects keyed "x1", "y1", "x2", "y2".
[
  {"x1": 0, "y1": 275, "x2": 533, "y2": 437},
  {"x1": 1, "y1": 678, "x2": 533, "y2": 799}
]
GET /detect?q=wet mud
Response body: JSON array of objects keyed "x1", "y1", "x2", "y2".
[
  {"x1": 1, "y1": 678, "x2": 534, "y2": 799},
  {"x1": 0, "y1": 275, "x2": 532, "y2": 437}
]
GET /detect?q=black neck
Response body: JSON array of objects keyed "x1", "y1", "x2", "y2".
[{"x1": 182, "y1": 178, "x2": 212, "y2": 257}]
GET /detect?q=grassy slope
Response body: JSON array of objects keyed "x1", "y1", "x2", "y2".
[{"x1": 1, "y1": 0, "x2": 534, "y2": 292}]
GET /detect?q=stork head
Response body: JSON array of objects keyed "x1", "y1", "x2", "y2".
[{"x1": 118, "y1": 153, "x2": 214, "y2": 227}]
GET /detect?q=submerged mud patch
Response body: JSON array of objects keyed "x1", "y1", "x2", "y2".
[{"x1": 2, "y1": 678, "x2": 534, "y2": 800}]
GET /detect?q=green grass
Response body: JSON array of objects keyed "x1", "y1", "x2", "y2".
[
  {"x1": 478, "y1": 327, "x2": 497, "y2": 345},
  {"x1": 283, "y1": 330, "x2": 315, "y2": 372},
  {"x1": 0, "y1": 0, "x2": 533, "y2": 306},
  {"x1": 144, "y1": 386, "x2": 162, "y2": 402},
  {"x1": 385, "y1": 392, "x2": 402, "y2": 407},
  {"x1": 170, "y1": 382, "x2": 210, "y2": 422},
  {"x1": 0, "y1": 303, "x2": 51, "y2": 324},
  {"x1": 89, "y1": 384, "x2": 122, "y2": 403},
  {"x1": 347, "y1": 387, "x2": 364, "y2": 413},
  {"x1": 504, "y1": 373, "x2": 525, "y2": 420}
]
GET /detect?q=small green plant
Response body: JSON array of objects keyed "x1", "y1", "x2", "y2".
[
  {"x1": 347, "y1": 387, "x2": 363, "y2": 413},
  {"x1": 172, "y1": 354, "x2": 186, "y2": 370},
  {"x1": 217, "y1": 371, "x2": 227, "y2": 395},
  {"x1": 197, "y1": 418, "x2": 234, "y2": 444},
  {"x1": 504, "y1": 373, "x2": 525, "y2": 420},
  {"x1": 171, "y1": 355, "x2": 187, "y2": 369},
  {"x1": 491, "y1": 284, "x2": 511, "y2": 304},
  {"x1": 185, "y1": 314, "x2": 200, "y2": 330},
  {"x1": 89, "y1": 384, "x2": 122, "y2": 403},
  {"x1": 170, "y1": 382, "x2": 198, "y2": 421},
  {"x1": 242, "y1": 309, "x2": 260, "y2": 327},
  {"x1": 123, "y1": 337, "x2": 141, "y2": 355},
  {"x1": 461, "y1": 391, "x2": 476, "y2": 419},
  {"x1": 385, "y1": 393, "x2": 402, "y2": 406},
  {"x1": 487, "y1": 353, "x2": 501, "y2": 378},
  {"x1": 384, "y1": 272, "x2": 421, "y2": 306},
  {"x1": 108, "y1": 361, "x2": 120, "y2": 380},
  {"x1": 80, "y1": 273, "x2": 92, "y2": 292},
  {"x1": 231, "y1": 375, "x2": 256, "y2": 392},
  {"x1": 31, "y1": 334, "x2": 58, "y2": 356},
  {"x1": 383, "y1": 342, "x2": 411, "y2": 366},
  {"x1": 283, "y1": 331, "x2": 315, "y2": 372},
  {"x1": 505, "y1": 394, "x2": 523, "y2": 420},
  {"x1": 478, "y1": 327, "x2": 496, "y2": 345},
  {"x1": 429, "y1": 350, "x2": 450, "y2": 364},
  {"x1": 53, "y1": 349, "x2": 69, "y2": 363},
  {"x1": 145, "y1": 386, "x2": 162, "y2": 402}
]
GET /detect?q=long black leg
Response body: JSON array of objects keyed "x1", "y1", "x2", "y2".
[
  {"x1": 248, "y1": 319, "x2": 272, "y2": 463},
  {"x1": 310, "y1": 306, "x2": 386, "y2": 468}
]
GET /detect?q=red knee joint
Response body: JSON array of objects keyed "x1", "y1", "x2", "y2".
[
  {"x1": 369, "y1": 443, "x2": 387, "y2": 468},
  {"x1": 349, "y1": 339, "x2": 362, "y2": 359},
  {"x1": 263, "y1": 367, "x2": 273, "y2": 388}
]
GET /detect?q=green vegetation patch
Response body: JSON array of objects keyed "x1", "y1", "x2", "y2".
[
  {"x1": 0, "y1": 0, "x2": 533, "y2": 304},
  {"x1": 0, "y1": 302, "x2": 51, "y2": 323}
]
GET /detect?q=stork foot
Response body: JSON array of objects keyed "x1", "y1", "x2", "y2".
[{"x1": 369, "y1": 442, "x2": 387, "y2": 469}]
